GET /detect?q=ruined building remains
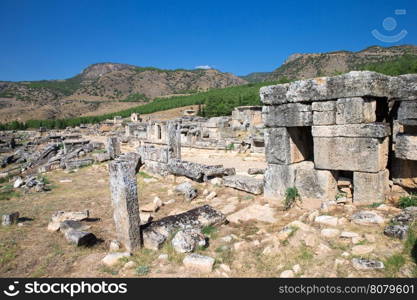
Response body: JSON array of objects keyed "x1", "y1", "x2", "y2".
[{"x1": 261, "y1": 71, "x2": 417, "y2": 207}]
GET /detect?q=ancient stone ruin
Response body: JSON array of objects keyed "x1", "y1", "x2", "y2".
[{"x1": 261, "y1": 71, "x2": 417, "y2": 207}]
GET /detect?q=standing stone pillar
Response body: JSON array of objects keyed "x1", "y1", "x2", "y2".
[
  {"x1": 167, "y1": 121, "x2": 181, "y2": 160},
  {"x1": 108, "y1": 159, "x2": 141, "y2": 251},
  {"x1": 106, "y1": 136, "x2": 121, "y2": 159}
]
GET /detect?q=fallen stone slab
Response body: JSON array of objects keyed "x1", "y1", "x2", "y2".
[
  {"x1": 167, "y1": 159, "x2": 233, "y2": 182},
  {"x1": 223, "y1": 175, "x2": 263, "y2": 195},
  {"x1": 93, "y1": 152, "x2": 111, "y2": 163},
  {"x1": 174, "y1": 182, "x2": 198, "y2": 201},
  {"x1": 48, "y1": 210, "x2": 89, "y2": 231},
  {"x1": 63, "y1": 229, "x2": 97, "y2": 246},
  {"x1": 247, "y1": 168, "x2": 265, "y2": 175},
  {"x1": 383, "y1": 224, "x2": 409, "y2": 240},
  {"x1": 102, "y1": 252, "x2": 131, "y2": 266},
  {"x1": 183, "y1": 253, "x2": 215, "y2": 273},
  {"x1": 64, "y1": 159, "x2": 94, "y2": 170},
  {"x1": 142, "y1": 205, "x2": 225, "y2": 250},
  {"x1": 227, "y1": 204, "x2": 276, "y2": 224},
  {"x1": 314, "y1": 215, "x2": 338, "y2": 227},
  {"x1": 59, "y1": 220, "x2": 88, "y2": 233},
  {"x1": 351, "y1": 211, "x2": 384, "y2": 226},
  {"x1": 2, "y1": 212, "x2": 19, "y2": 226},
  {"x1": 352, "y1": 258, "x2": 384, "y2": 270}
]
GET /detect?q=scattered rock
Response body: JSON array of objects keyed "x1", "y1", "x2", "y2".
[
  {"x1": 102, "y1": 252, "x2": 131, "y2": 266},
  {"x1": 205, "y1": 191, "x2": 217, "y2": 201},
  {"x1": 174, "y1": 182, "x2": 198, "y2": 201},
  {"x1": 183, "y1": 254, "x2": 215, "y2": 273},
  {"x1": 247, "y1": 168, "x2": 265, "y2": 175},
  {"x1": 351, "y1": 211, "x2": 384, "y2": 226},
  {"x1": 2, "y1": 212, "x2": 19, "y2": 226},
  {"x1": 340, "y1": 231, "x2": 360, "y2": 239},
  {"x1": 139, "y1": 212, "x2": 152, "y2": 225},
  {"x1": 314, "y1": 215, "x2": 338, "y2": 227},
  {"x1": 351, "y1": 245, "x2": 374, "y2": 256},
  {"x1": 220, "y1": 264, "x2": 231, "y2": 272},
  {"x1": 109, "y1": 240, "x2": 121, "y2": 252},
  {"x1": 171, "y1": 229, "x2": 206, "y2": 253},
  {"x1": 315, "y1": 243, "x2": 332, "y2": 256},
  {"x1": 123, "y1": 261, "x2": 137, "y2": 269},
  {"x1": 321, "y1": 228, "x2": 340, "y2": 238},
  {"x1": 280, "y1": 270, "x2": 295, "y2": 278},
  {"x1": 383, "y1": 224, "x2": 409, "y2": 240},
  {"x1": 48, "y1": 210, "x2": 89, "y2": 231},
  {"x1": 13, "y1": 177, "x2": 24, "y2": 188},
  {"x1": 292, "y1": 264, "x2": 301, "y2": 274},
  {"x1": 223, "y1": 175, "x2": 263, "y2": 194},
  {"x1": 228, "y1": 204, "x2": 276, "y2": 223},
  {"x1": 210, "y1": 178, "x2": 223, "y2": 186},
  {"x1": 352, "y1": 258, "x2": 384, "y2": 270},
  {"x1": 64, "y1": 230, "x2": 96, "y2": 246}
]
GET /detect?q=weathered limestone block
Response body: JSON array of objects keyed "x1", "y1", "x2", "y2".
[
  {"x1": 183, "y1": 253, "x2": 215, "y2": 273},
  {"x1": 264, "y1": 127, "x2": 312, "y2": 164},
  {"x1": 106, "y1": 137, "x2": 121, "y2": 159},
  {"x1": 223, "y1": 175, "x2": 263, "y2": 194},
  {"x1": 175, "y1": 182, "x2": 198, "y2": 201},
  {"x1": 64, "y1": 159, "x2": 94, "y2": 170},
  {"x1": 143, "y1": 160, "x2": 170, "y2": 176},
  {"x1": 108, "y1": 159, "x2": 141, "y2": 252},
  {"x1": 167, "y1": 159, "x2": 230, "y2": 182},
  {"x1": 294, "y1": 162, "x2": 337, "y2": 201},
  {"x1": 395, "y1": 134, "x2": 417, "y2": 160},
  {"x1": 313, "y1": 136, "x2": 388, "y2": 172},
  {"x1": 264, "y1": 161, "x2": 336, "y2": 206},
  {"x1": 397, "y1": 100, "x2": 417, "y2": 125},
  {"x1": 142, "y1": 205, "x2": 225, "y2": 250},
  {"x1": 2, "y1": 212, "x2": 19, "y2": 226},
  {"x1": 312, "y1": 124, "x2": 390, "y2": 138},
  {"x1": 137, "y1": 145, "x2": 169, "y2": 164},
  {"x1": 336, "y1": 97, "x2": 376, "y2": 124},
  {"x1": 167, "y1": 121, "x2": 181, "y2": 160},
  {"x1": 353, "y1": 170, "x2": 389, "y2": 204},
  {"x1": 391, "y1": 158, "x2": 417, "y2": 189},
  {"x1": 64, "y1": 229, "x2": 97, "y2": 246},
  {"x1": 262, "y1": 104, "x2": 312, "y2": 127},
  {"x1": 118, "y1": 152, "x2": 142, "y2": 173},
  {"x1": 93, "y1": 152, "x2": 111, "y2": 163},
  {"x1": 260, "y1": 71, "x2": 392, "y2": 105},
  {"x1": 264, "y1": 163, "x2": 297, "y2": 201},
  {"x1": 312, "y1": 101, "x2": 336, "y2": 125}
]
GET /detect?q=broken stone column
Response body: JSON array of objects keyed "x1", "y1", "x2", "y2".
[
  {"x1": 106, "y1": 137, "x2": 121, "y2": 159},
  {"x1": 109, "y1": 159, "x2": 141, "y2": 251},
  {"x1": 167, "y1": 121, "x2": 181, "y2": 160}
]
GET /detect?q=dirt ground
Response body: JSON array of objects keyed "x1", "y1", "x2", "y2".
[{"x1": 0, "y1": 150, "x2": 416, "y2": 278}]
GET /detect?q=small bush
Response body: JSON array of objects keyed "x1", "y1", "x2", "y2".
[
  {"x1": 398, "y1": 195, "x2": 417, "y2": 209},
  {"x1": 135, "y1": 265, "x2": 150, "y2": 276},
  {"x1": 284, "y1": 187, "x2": 301, "y2": 210}
]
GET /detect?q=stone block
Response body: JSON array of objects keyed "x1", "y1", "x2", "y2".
[
  {"x1": 223, "y1": 175, "x2": 263, "y2": 195},
  {"x1": 106, "y1": 137, "x2": 121, "y2": 159},
  {"x1": 353, "y1": 170, "x2": 389, "y2": 204},
  {"x1": 264, "y1": 161, "x2": 337, "y2": 206},
  {"x1": 262, "y1": 103, "x2": 312, "y2": 127},
  {"x1": 260, "y1": 71, "x2": 392, "y2": 105},
  {"x1": 313, "y1": 136, "x2": 388, "y2": 172},
  {"x1": 294, "y1": 162, "x2": 337, "y2": 201},
  {"x1": 2, "y1": 212, "x2": 19, "y2": 226},
  {"x1": 312, "y1": 124, "x2": 390, "y2": 138},
  {"x1": 397, "y1": 100, "x2": 417, "y2": 125},
  {"x1": 264, "y1": 127, "x2": 312, "y2": 164},
  {"x1": 336, "y1": 97, "x2": 376, "y2": 124},
  {"x1": 395, "y1": 134, "x2": 417, "y2": 160},
  {"x1": 312, "y1": 101, "x2": 336, "y2": 125},
  {"x1": 391, "y1": 158, "x2": 417, "y2": 189}
]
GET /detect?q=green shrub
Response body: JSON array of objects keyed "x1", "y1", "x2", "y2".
[
  {"x1": 398, "y1": 195, "x2": 417, "y2": 209},
  {"x1": 284, "y1": 187, "x2": 301, "y2": 210}
]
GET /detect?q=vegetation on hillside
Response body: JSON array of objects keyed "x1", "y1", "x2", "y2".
[
  {"x1": 355, "y1": 54, "x2": 417, "y2": 76},
  {"x1": 0, "y1": 80, "x2": 281, "y2": 130},
  {"x1": 120, "y1": 93, "x2": 149, "y2": 102},
  {"x1": 22, "y1": 75, "x2": 83, "y2": 96}
]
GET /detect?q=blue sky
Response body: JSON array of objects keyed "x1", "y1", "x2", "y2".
[{"x1": 0, "y1": 0, "x2": 416, "y2": 81}]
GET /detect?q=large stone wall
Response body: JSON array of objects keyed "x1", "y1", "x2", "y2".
[{"x1": 261, "y1": 71, "x2": 417, "y2": 206}]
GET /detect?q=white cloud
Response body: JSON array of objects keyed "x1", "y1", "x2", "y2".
[{"x1": 195, "y1": 65, "x2": 212, "y2": 70}]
